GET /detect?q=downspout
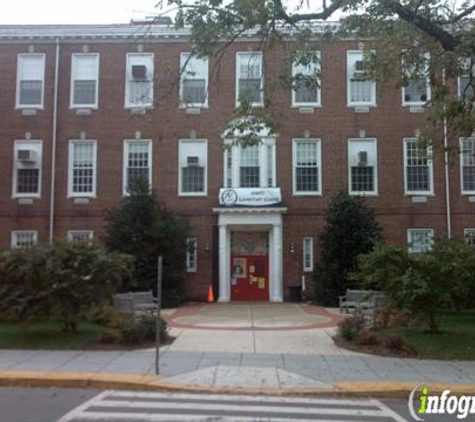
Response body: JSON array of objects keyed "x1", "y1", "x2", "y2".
[
  {"x1": 49, "y1": 38, "x2": 60, "y2": 244},
  {"x1": 442, "y1": 68, "x2": 452, "y2": 238}
]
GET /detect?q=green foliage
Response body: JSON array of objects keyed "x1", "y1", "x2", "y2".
[
  {"x1": 104, "y1": 178, "x2": 190, "y2": 308},
  {"x1": 353, "y1": 239, "x2": 475, "y2": 332},
  {"x1": 118, "y1": 316, "x2": 168, "y2": 344},
  {"x1": 314, "y1": 192, "x2": 381, "y2": 305},
  {"x1": 338, "y1": 315, "x2": 365, "y2": 341},
  {"x1": 0, "y1": 244, "x2": 133, "y2": 333},
  {"x1": 84, "y1": 305, "x2": 124, "y2": 329}
]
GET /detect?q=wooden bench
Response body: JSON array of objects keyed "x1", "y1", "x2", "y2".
[
  {"x1": 113, "y1": 290, "x2": 157, "y2": 315},
  {"x1": 339, "y1": 289, "x2": 383, "y2": 314}
]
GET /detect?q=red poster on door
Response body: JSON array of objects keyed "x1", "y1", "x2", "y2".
[{"x1": 231, "y1": 255, "x2": 269, "y2": 301}]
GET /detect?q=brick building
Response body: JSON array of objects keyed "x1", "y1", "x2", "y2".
[{"x1": 0, "y1": 23, "x2": 474, "y2": 302}]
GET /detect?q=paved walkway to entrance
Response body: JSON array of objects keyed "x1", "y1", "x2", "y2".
[{"x1": 164, "y1": 303, "x2": 345, "y2": 331}]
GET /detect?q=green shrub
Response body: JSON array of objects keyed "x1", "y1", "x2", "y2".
[
  {"x1": 338, "y1": 316, "x2": 365, "y2": 342},
  {"x1": 85, "y1": 305, "x2": 124, "y2": 329},
  {"x1": 355, "y1": 329, "x2": 379, "y2": 346},
  {"x1": 118, "y1": 316, "x2": 168, "y2": 344}
]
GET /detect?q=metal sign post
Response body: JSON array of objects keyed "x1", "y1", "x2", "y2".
[{"x1": 155, "y1": 256, "x2": 163, "y2": 375}]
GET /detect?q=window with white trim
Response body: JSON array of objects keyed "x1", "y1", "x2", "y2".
[
  {"x1": 458, "y1": 58, "x2": 474, "y2": 100},
  {"x1": 68, "y1": 141, "x2": 97, "y2": 197},
  {"x1": 460, "y1": 138, "x2": 475, "y2": 194},
  {"x1": 348, "y1": 139, "x2": 378, "y2": 195},
  {"x1": 123, "y1": 140, "x2": 152, "y2": 194},
  {"x1": 407, "y1": 229, "x2": 434, "y2": 254},
  {"x1": 179, "y1": 139, "x2": 207, "y2": 195},
  {"x1": 236, "y1": 52, "x2": 263, "y2": 106},
  {"x1": 71, "y1": 54, "x2": 99, "y2": 108},
  {"x1": 12, "y1": 231, "x2": 37, "y2": 248},
  {"x1": 224, "y1": 140, "x2": 275, "y2": 189},
  {"x1": 464, "y1": 229, "x2": 475, "y2": 249},
  {"x1": 347, "y1": 51, "x2": 376, "y2": 106},
  {"x1": 186, "y1": 238, "x2": 198, "y2": 272},
  {"x1": 402, "y1": 54, "x2": 431, "y2": 106},
  {"x1": 293, "y1": 139, "x2": 321, "y2": 195},
  {"x1": 125, "y1": 53, "x2": 154, "y2": 107},
  {"x1": 16, "y1": 54, "x2": 45, "y2": 108},
  {"x1": 180, "y1": 53, "x2": 208, "y2": 107},
  {"x1": 404, "y1": 138, "x2": 433, "y2": 195},
  {"x1": 67, "y1": 230, "x2": 94, "y2": 244},
  {"x1": 292, "y1": 52, "x2": 321, "y2": 106},
  {"x1": 13, "y1": 140, "x2": 42, "y2": 198},
  {"x1": 303, "y1": 237, "x2": 314, "y2": 272}
]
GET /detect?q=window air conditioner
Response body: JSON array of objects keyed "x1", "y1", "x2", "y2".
[
  {"x1": 131, "y1": 65, "x2": 148, "y2": 80},
  {"x1": 357, "y1": 151, "x2": 368, "y2": 166},
  {"x1": 17, "y1": 150, "x2": 37, "y2": 163},
  {"x1": 353, "y1": 60, "x2": 366, "y2": 78},
  {"x1": 187, "y1": 156, "x2": 200, "y2": 167}
]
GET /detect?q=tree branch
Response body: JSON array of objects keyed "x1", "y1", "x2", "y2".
[
  {"x1": 442, "y1": 4, "x2": 475, "y2": 24},
  {"x1": 274, "y1": 0, "x2": 347, "y2": 24}
]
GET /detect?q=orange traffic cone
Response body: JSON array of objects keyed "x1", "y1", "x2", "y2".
[{"x1": 207, "y1": 285, "x2": 215, "y2": 303}]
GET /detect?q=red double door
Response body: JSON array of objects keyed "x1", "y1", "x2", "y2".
[{"x1": 231, "y1": 255, "x2": 269, "y2": 301}]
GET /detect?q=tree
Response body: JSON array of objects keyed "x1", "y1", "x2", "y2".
[
  {"x1": 104, "y1": 178, "x2": 190, "y2": 307},
  {"x1": 165, "y1": 0, "x2": 475, "y2": 145},
  {"x1": 314, "y1": 192, "x2": 382, "y2": 305}
]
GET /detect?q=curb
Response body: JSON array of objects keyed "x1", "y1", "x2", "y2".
[{"x1": 0, "y1": 371, "x2": 474, "y2": 399}]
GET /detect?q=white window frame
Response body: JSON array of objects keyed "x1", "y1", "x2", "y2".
[
  {"x1": 346, "y1": 50, "x2": 376, "y2": 107},
  {"x1": 68, "y1": 140, "x2": 97, "y2": 198},
  {"x1": 403, "y1": 138, "x2": 434, "y2": 196},
  {"x1": 180, "y1": 53, "x2": 209, "y2": 108},
  {"x1": 223, "y1": 138, "x2": 276, "y2": 188},
  {"x1": 407, "y1": 228, "x2": 434, "y2": 254},
  {"x1": 464, "y1": 229, "x2": 475, "y2": 248},
  {"x1": 402, "y1": 53, "x2": 431, "y2": 107},
  {"x1": 67, "y1": 230, "x2": 94, "y2": 244},
  {"x1": 292, "y1": 139, "x2": 322, "y2": 196},
  {"x1": 13, "y1": 140, "x2": 43, "y2": 199},
  {"x1": 123, "y1": 139, "x2": 153, "y2": 195},
  {"x1": 16, "y1": 53, "x2": 45, "y2": 109},
  {"x1": 292, "y1": 52, "x2": 321, "y2": 107},
  {"x1": 125, "y1": 53, "x2": 154, "y2": 108},
  {"x1": 11, "y1": 230, "x2": 38, "y2": 248},
  {"x1": 303, "y1": 237, "x2": 314, "y2": 272},
  {"x1": 348, "y1": 138, "x2": 378, "y2": 196},
  {"x1": 460, "y1": 137, "x2": 475, "y2": 195},
  {"x1": 186, "y1": 238, "x2": 198, "y2": 273},
  {"x1": 458, "y1": 58, "x2": 474, "y2": 99},
  {"x1": 235, "y1": 52, "x2": 264, "y2": 107},
  {"x1": 70, "y1": 53, "x2": 100, "y2": 109},
  {"x1": 178, "y1": 139, "x2": 208, "y2": 197}
]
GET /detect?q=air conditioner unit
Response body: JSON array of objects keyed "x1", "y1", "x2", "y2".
[
  {"x1": 353, "y1": 60, "x2": 366, "y2": 78},
  {"x1": 17, "y1": 150, "x2": 37, "y2": 163},
  {"x1": 357, "y1": 151, "x2": 368, "y2": 166},
  {"x1": 131, "y1": 65, "x2": 148, "y2": 80},
  {"x1": 187, "y1": 156, "x2": 200, "y2": 167}
]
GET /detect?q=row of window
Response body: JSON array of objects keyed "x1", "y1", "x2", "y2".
[
  {"x1": 14, "y1": 51, "x2": 474, "y2": 110},
  {"x1": 12, "y1": 137, "x2": 475, "y2": 198}
]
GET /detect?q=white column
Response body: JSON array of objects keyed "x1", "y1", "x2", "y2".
[
  {"x1": 271, "y1": 223, "x2": 283, "y2": 302},
  {"x1": 218, "y1": 224, "x2": 230, "y2": 302}
]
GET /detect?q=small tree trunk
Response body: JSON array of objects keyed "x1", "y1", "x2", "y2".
[{"x1": 427, "y1": 312, "x2": 439, "y2": 333}]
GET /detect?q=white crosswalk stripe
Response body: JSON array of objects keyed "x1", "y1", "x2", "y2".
[{"x1": 58, "y1": 390, "x2": 408, "y2": 422}]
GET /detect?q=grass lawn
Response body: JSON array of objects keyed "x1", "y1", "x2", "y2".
[
  {"x1": 0, "y1": 322, "x2": 113, "y2": 350},
  {"x1": 380, "y1": 310, "x2": 475, "y2": 360}
]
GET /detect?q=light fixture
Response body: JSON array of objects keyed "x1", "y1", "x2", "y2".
[
  {"x1": 205, "y1": 244, "x2": 211, "y2": 252},
  {"x1": 290, "y1": 243, "x2": 295, "y2": 254}
]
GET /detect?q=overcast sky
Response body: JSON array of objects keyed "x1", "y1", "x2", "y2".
[{"x1": 0, "y1": 0, "x2": 161, "y2": 24}]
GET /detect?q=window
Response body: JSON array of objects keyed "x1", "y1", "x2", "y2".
[
  {"x1": 180, "y1": 53, "x2": 208, "y2": 107},
  {"x1": 71, "y1": 54, "x2": 99, "y2": 108},
  {"x1": 179, "y1": 139, "x2": 207, "y2": 195},
  {"x1": 303, "y1": 237, "x2": 314, "y2": 272},
  {"x1": 67, "y1": 230, "x2": 94, "y2": 244},
  {"x1": 16, "y1": 54, "x2": 45, "y2": 108},
  {"x1": 68, "y1": 141, "x2": 97, "y2": 197},
  {"x1": 236, "y1": 52, "x2": 263, "y2": 106},
  {"x1": 464, "y1": 229, "x2": 475, "y2": 249},
  {"x1": 13, "y1": 140, "x2": 42, "y2": 198},
  {"x1": 293, "y1": 139, "x2": 322, "y2": 195},
  {"x1": 404, "y1": 138, "x2": 433, "y2": 195},
  {"x1": 224, "y1": 139, "x2": 275, "y2": 188},
  {"x1": 402, "y1": 54, "x2": 431, "y2": 106},
  {"x1": 347, "y1": 51, "x2": 376, "y2": 106},
  {"x1": 407, "y1": 229, "x2": 434, "y2": 254},
  {"x1": 458, "y1": 58, "x2": 474, "y2": 100},
  {"x1": 348, "y1": 139, "x2": 378, "y2": 195},
  {"x1": 125, "y1": 53, "x2": 154, "y2": 107},
  {"x1": 12, "y1": 231, "x2": 37, "y2": 248},
  {"x1": 460, "y1": 138, "x2": 475, "y2": 194},
  {"x1": 123, "y1": 140, "x2": 152, "y2": 194},
  {"x1": 186, "y1": 238, "x2": 198, "y2": 272},
  {"x1": 292, "y1": 52, "x2": 321, "y2": 106}
]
